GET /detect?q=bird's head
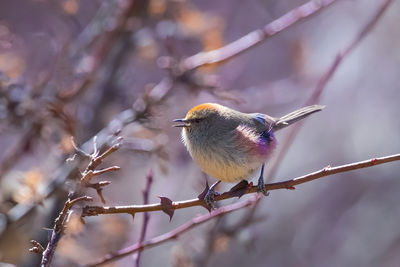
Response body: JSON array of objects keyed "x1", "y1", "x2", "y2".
[{"x1": 173, "y1": 103, "x2": 224, "y2": 131}]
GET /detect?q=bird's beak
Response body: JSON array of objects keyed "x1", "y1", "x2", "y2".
[{"x1": 173, "y1": 118, "x2": 190, "y2": 127}]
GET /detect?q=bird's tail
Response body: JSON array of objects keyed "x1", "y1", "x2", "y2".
[{"x1": 272, "y1": 105, "x2": 325, "y2": 131}]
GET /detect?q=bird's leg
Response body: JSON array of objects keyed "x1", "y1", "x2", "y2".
[
  {"x1": 205, "y1": 180, "x2": 221, "y2": 209},
  {"x1": 257, "y1": 164, "x2": 269, "y2": 196}
]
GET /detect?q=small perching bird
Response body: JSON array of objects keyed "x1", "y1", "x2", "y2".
[{"x1": 174, "y1": 103, "x2": 324, "y2": 207}]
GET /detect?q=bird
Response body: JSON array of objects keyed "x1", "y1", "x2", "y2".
[{"x1": 174, "y1": 103, "x2": 324, "y2": 207}]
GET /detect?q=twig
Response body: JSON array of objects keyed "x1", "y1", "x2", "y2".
[
  {"x1": 267, "y1": 0, "x2": 394, "y2": 179},
  {"x1": 75, "y1": 137, "x2": 122, "y2": 201},
  {"x1": 179, "y1": 0, "x2": 338, "y2": 71},
  {"x1": 4, "y1": 114, "x2": 129, "y2": 229},
  {"x1": 133, "y1": 171, "x2": 154, "y2": 267},
  {"x1": 41, "y1": 196, "x2": 93, "y2": 267},
  {"x1": 29, "y1": 240, "x2": 45, "y2": 254},
  {"x1": 85, "y1": 142, "x2": 122, "y2": 173},
  {"x1": 31, "y1": 137, "x2": 122, "y2": 266},
  {"x1": 85, "y1": 181, "x2": 112, "y2": 204},
  {"x1": 82, "y1": 153, "x2": 400, "y2": 217},
  {"x1": 85, "y1": 196, "x2": 259, "y2": 267}
]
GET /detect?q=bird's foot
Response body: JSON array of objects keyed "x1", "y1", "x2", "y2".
[
  {"x1": 202, "y1": 181, "x2": 221, "y2": 210},
  {"x1": 204, "y1": 188, "x2": 219, "y2": 210},
  {"x1": 257, "y1": 176, "x2": 269, "y2": 196},
  {"x1": 256, "y1": 164, "x2": 269, "y2": 196}
]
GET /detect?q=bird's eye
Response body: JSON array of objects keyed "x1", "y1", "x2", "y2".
[{"x1": 192, "y1": 118, "x2": 202, "y2": 123}]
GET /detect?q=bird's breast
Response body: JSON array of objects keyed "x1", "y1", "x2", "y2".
[{"x1": 182, "y1": 126, "x2": 276, "y2": 182}]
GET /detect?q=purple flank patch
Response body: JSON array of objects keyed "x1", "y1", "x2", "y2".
[
  {"x1": 233, "y1": 125, "x2": 277, "y2": 157},
  {"x1": 256, "y1": 131, "x2": 276, "y2": 156}
]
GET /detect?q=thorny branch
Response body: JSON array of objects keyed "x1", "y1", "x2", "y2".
[
  {"x1": 84, "y1": 153, "x2": 400, "y2": 265},
  {"x1": 73, "y1": 137, "x2": 122, "y2": 203},
  {"x1": 30, "y1": 137, "x2": 121, "y2": 267},
  {"x1": 40, "y1": 196, "x2": 93, "y2": 267},
  {"x1": 86, "y1": 196, "x2": 260, "y2": 267},
  {"x1": 82, "y1": 153, "x2": 400, "y2": 217}
]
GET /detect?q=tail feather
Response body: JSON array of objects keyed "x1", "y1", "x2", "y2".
[{"x1": 272, "y1": 105, "x2": 325, "y2": 131}]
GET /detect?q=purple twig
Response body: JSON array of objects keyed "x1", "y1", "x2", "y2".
[{"x1": 133, "y1": 171, "x2": 154, "y2": 267}]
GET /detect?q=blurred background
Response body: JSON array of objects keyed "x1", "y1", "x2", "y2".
[{"x1": 0, "y1": 0, "x2": 399, "y2": 266}]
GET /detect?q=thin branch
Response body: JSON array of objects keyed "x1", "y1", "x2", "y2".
[
  {"x1": 133, "y1": 171, "x2": 154, "y2": 267},
  {"x1": 40, "y1": 196, "x2": 93, "y2": 267},
  {"x1": 32, "y1": 136, "x2": 122, "y2": 266},
  {"x1": 86, "y1": 196, "x2": 259, "y2": 267},
  {"x1": 85, "y1": 181, "x2": 112, "y2": 204},
  {"x1": 71, "y1": 137, "x2": 91, "y2": 158},
  {"x1": 82, "y1": 153, "x2": 400, "y2": 217},
  {"x1": 86, "y1": 143, "x2": 122, "y2": 172},
  {"x1": 29, "y1": 240, "x2": 45, "y2": 254},
  {"x1": 267, "y1": 0, "x2": 394, "y2": 179},
  {"x1": 78, "y1": 138, "x2": 122, "y2": 198},
  {"x1": 179, "y1": 0, "x2": 338, "y2": 71}
]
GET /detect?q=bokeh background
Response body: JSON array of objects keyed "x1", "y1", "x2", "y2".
[{"x1": 0, "y1": 0, "x2": 399, "y2": 266}]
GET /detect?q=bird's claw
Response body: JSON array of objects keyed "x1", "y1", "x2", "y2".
[
  {"x1": 201, "y1": 180, "x2": 221, "y2": 210},
  {"x1": 257, "y1": 177, "x2": 269, "y2": 196},
  {"x1": 204, "y1": 188, "x2": 219, "y2": 210},
  {"x1": 257, "y1": 164, "x2": 269, "y2": 196}
]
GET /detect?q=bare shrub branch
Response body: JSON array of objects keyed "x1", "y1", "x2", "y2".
[{"x1": 82, "y1": 153, "x2": 400, "y2": 217}]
